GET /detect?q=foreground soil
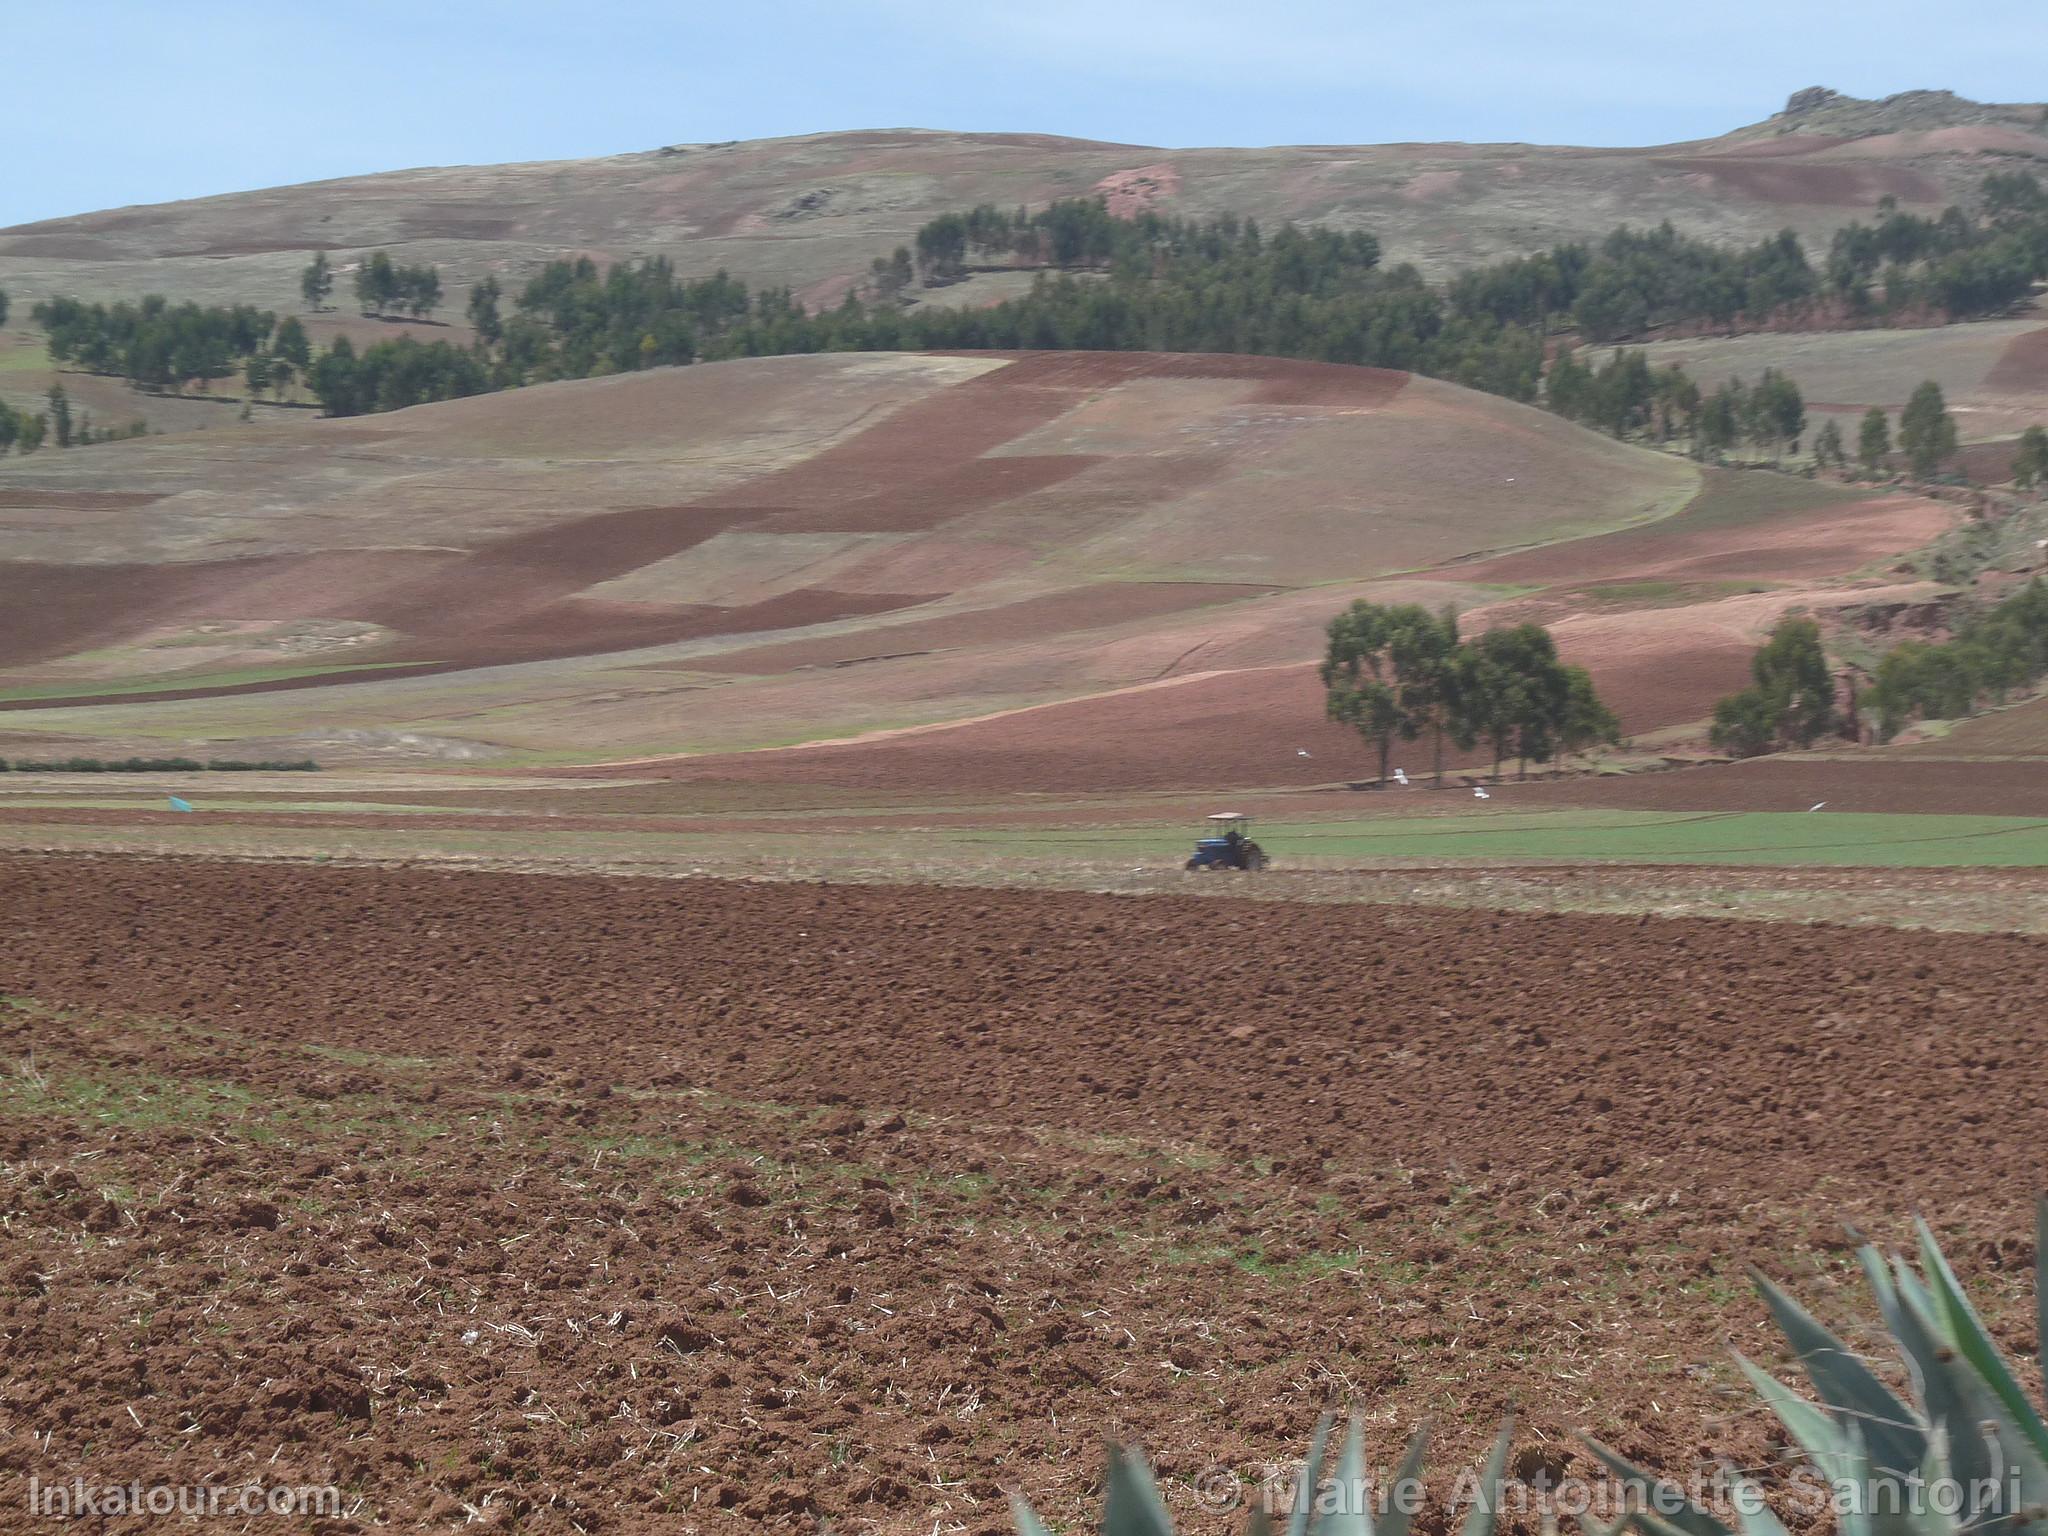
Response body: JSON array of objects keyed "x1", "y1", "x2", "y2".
[{"x1": 3, "y1": 855, "x2": 2044, "y2": 1534}]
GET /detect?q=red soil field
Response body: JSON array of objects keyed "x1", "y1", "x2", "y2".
[
  {"x1": 1441, "y1": 476, "x2": 1948, "y2": 589},
  {"x1": 1892, "y1": 694, "x2": 2048, "y2": 758},
  {"x1": 0, "y1": 353, "x2": 1416, "y2": 708},
  {"x1": 941, "y1": 350, "x2": 1412, "y2": 408},
  {"x1": 0, "y1": 490, "x2": 164, "y2": 512},
  {"x1": 1647, "y1": 156, "x2": 1942, "y2": 207},
  {"x1": 1949, "y1": 440, "x2": 2019, "y2": 484},
  {"x1": 762, "y1": 455, "x2": 1099, "y2": 535},
  {"x1": 1987, "y1": 324, "x2": 2048, "y2": 391},
  {"x1": 685, "y1": 582, "x2": 1278, "y2": 675},
  {"x1": 640, "y1": 626, "x2": 1755, "y2": 794},
  {"x1": 4, "y1": 855, "x2": 2044, "y2": 1534},
  {"x1": 0, "y1": 580, "x2": 939, "y2": 710}
]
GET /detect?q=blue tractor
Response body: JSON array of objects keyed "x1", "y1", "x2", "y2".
[{"x1": 1185, "y1": 813, "x2": 1269, "y2": 872}]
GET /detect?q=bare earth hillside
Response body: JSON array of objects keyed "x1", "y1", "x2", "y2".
[
  {"x1": 0, "y1": 350, "x2": 1956, "y2": 786},
  {"x1": 4, "y1": 89, "x2": 2044, "y2": 326}
]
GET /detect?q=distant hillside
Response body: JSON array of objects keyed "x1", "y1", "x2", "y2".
[
  {"x1": 0, "y1": 350, "x2": 1958, "y2": 791},
  {"x1": 0, "y1": 350, "x2": 1700, "y2": 770},
  {"x1": 4, "y1": 91, "x2": 2044, "y2": 328}
]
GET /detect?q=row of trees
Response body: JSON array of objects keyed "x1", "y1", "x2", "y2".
[
  {"x1": 1546, "y1": 349, "x2": 1809, "y2": 459},
  {"x1": 909, "y1": 201, "x2": 1387, "y2": 289},
  {"x1": 1813, "y1": 383, "x2": 1962, "y2": 479},
  {"x1": 0, "y1": 398, "x2": 46, "y2": 454},
  {"x1": 349, "y1": 252, "x2": 442, "y2": 319},
  {"x1": 242, "y1": 178, "x2": 2034, "y2": 441},
  {"x1": 1712, "y1": 580, "x2": 2048, "y2": 757},
  {"x1": 1541, "y1": 362, "x2": 1974, "y2": 482},
  {"x1": 299, "y1": 251, "x2": 444, "y2": 320},
  {"x1": 32, "y1": 295, "x2": 312, "y2": 398},
  {"x1": 303, "y1": 334, "x2": 489, "y2": 416},
  {"x1": 1321, "y1": 603, "x2": 1619, "y2": 784},
  {"x1": 903, "y1": 175, "x2": 2048, "y2": 348},
  {"x1": 294, "y1": 238, "x2": 1545, "y2": 414},
  {"x1": 1867, "y1": 580, "x2": 2048, "y2": 741},
  {"x1": 1822, "y1": 181, "x2": 2048, "y2": 319},
  {"x1": 1446, "y1": 176, "x2": 2048, "y2": 342},
  {"x1": 0, "y1": 387, "x2": 148, "y2": 456}
]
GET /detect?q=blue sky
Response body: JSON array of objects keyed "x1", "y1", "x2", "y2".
[{"x1": 11, "y1": 0, "x2": 2047, "y2": 226}]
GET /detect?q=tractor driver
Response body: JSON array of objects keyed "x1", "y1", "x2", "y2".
[{"x1": 1224, "y1": 826, "x2": 1246, "y2": 868}]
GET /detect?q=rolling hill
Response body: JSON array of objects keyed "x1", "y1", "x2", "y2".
[
  {"x1": 0, "y1": 351, "x2": 1955, "y2": 789},
  {"x1": 4, "y1": 89, "x2": 2044, "y2": 326}
]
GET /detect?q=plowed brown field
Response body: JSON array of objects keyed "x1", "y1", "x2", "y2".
[{"x1": 4, "y1": 855, "x2": 2043, "y2": 1534}]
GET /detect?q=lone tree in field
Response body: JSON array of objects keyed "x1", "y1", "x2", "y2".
[
  {"x1": 2014, "y1": 424, "x2": 2048, "y2": 492},
  {"x1": 274, "y1": 316, "x2": 312, "y2": 372},
  {"x1": 467, "y1": 276, "x2": 504, "y2": 346},
  {"x1": 1560, "y1": 666, "x2": 1622, "y2": 761},
  {"x1": 46, "y1": 384, "x2": 72, "y2": 449},
  {"x1": 1857, "y1": 407, "x2": 1892, "y2": 473},
  {"x1": 1390, "y1": 606, "x2": 1463, "y2": 786},
  {"x1": 1745, "y1": 367, "x2": 1805, "y2": 460},
  {"x1": 1709, "y1": 615, "x2": 1839, "y2": 757},
  {"x1": 1695, "y1": 384, "x2": 1740, "y2": 460},
  {"x1": 1899, "y1": 380, "x2": 1958, "y2": 479},
  {"x1": 299, "y1": 252, "x2": 333, "y2": 311},
  {"x1": 1322, "y1": 601, "x2": 1414, "y2": 787}
]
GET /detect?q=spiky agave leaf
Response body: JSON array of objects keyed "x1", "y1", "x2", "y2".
[
  {"x1": 1909, "y1": 1426, "x2": 1962, "y2": 1536},
  {"x1": 1859, "y1": 1246, "x2": 2003, "y2": 1508},
  {"x1": 1010, "y1": 1494, "x2": 1057, "y2": 1536},
  {"x1": 1628, "y1": 1465, "x2": 1794, "y2": 1536},
  {"x1": 2037, "y1": 1198, "x2": 2047, "y2": 1418},
  {"x1": 1578, "y1": 1439, "x2": 1733, "y2": 1536},
  {"x1": 1104, "y1": 1445, "x2": 1180, "y2": 1536},
  {"x1": 1459, "y1": 1420, "x2": 1516, "y2": 1536},
  {"x1": 1912, "y1": 1218, "x2": 2048, "y2": 1468},
  {"x1": 1872, "y1": 1239, "x2": 2048, "y2": 1536},
  {"x1": 1889, "y1": 1282, "x2": 2048, "y2": 1531},
  {"x1": 1631, "y1": 1477, "x2": 1796, "y2": 1536},
  {"x1": 1286, "y1": 1413, "x2": 1336, "y2": 1536},
  {"x1": 1378, "y1": 1422, "x2": 1431, "y2": 1536},
  {"x1": 1860, "y1": 1251, "x2": 1982, "y2": 1477},
  {"x1": 1733, "y1": 1351, "x2": 1859, "y2": 1489},
  {"x1": 1319, "y1": 1415, "x2": 1374, "y2": 1536},
  {"x1": 1749, "y1": 1269, "x2": 1926, "y2": 1479},
  {"x1": 1723, "y1": 1470, "x2": 1794, "y2": 1536}
]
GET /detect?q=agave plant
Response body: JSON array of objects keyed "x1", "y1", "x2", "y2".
[
  {"x1": 1591, "y1": 1199, "x2": 2048, "y2": 1536},
  {"x1": 1011, "y1": 1413, "x2": 1513, "y2": 1536}
]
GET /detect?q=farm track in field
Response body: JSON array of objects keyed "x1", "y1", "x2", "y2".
[{"x1": 3, "y1": 855, "x2": 2045, "y2": 1533}]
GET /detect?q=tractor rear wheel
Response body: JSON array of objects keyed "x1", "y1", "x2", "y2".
[{"x1": 1242, "y1": 843, "x2": 1269, "y2": 871}]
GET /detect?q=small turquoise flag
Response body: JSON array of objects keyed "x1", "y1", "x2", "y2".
[{"x1": 167, "y1": 796, "x2": 194, "y2": 813}]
